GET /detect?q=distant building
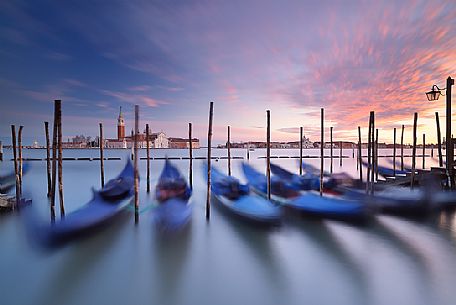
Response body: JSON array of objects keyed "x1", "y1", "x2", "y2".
[
  {"x1": 169, "y1": 137, "x2": 200, "y2": 149},
  {"x1": 100, "y1": 107, "x2": 199, "y2": 149},
  {"x1": 117, "y1": 106, "x2": 125, "y2": 140}
]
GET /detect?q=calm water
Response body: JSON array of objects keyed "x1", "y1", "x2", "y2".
[{"x1": 1, "y1": 148, "x2": 456, "y2": 305}]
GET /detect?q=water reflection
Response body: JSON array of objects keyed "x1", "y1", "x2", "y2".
[
  {"x1": 2, "y1": 149, "x2": 456, "y2": 305},
  {"x1": 34, "y1": 211, "x2": 130, "y2": 305},
  {"x1": 152, "y1": 222, "x2": 193, "y2": 305},
  {"x1": 287, "y1": 215, "x2": 369, "y2": 304}
]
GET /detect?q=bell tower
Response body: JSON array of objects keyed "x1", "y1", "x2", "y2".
[{"x1": 117, "y1": 106, "x2": 125, "y2": 140}]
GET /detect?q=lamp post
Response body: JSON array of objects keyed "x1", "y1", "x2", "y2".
[{"x1": 426, "y1": 76, "x2": 455, "y2": 188}]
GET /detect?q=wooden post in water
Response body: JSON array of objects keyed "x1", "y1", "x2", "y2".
[
  {"x1": 431, "y1": 144, "x2": 434, "y2": 158},
  {"x1": 266, "y1": 110, "x2": 271, "y2": 200},
  {"x1": 375, "y1": 129, "x2": 379, "y2": 181},
  {"x1": 18, "y1": 126, "x2": 23, "y2": 195},
  {"x1": 0, "y1": 141, "x2": 3, "y2": 161},
  {"x1": 299, "y1": 127, "x2": 303, "y2": 175},
  {"x1": 422, "y1": 133, "x2": 426, "y2": 169},
  {"x1": 401, "y1": 124, "x2": 405, "y2": 171},
  {"x1": 188, "y1": 123, "x2": 193, "y2": 189},
  {"x1": 339, "y1": 141, "x2": 342, "y2": 167},
  {"x1": 411, "y1": 113, "x2": 418, "y2": 189},
  {"x1": 134, "y1": 105, "x2": 139, "y2": 223},
  {"x1": 320, "y1": 108, "x2": 324, "y2": 196},
  {"x1": 50, "y1": 101, "x2": 58, "y2": 221},
  {"x1": 227, "y1": 126, "x2": 231, "y2": 176},
  {"x1": 366, "y1": 113, "x2": 372, "y2": 194},
  {"x1": 11, "y1": 125, "x2": 19, "y2": 209},
  {"x1": 371, "y1": 113, "x2": 375, "y2": 193},
  {"x1": 56, "y1": 100, "x2": 65, "y2": 218},
  {"x1": 435, "y1": 112, "x2": 443, "y2": 167},
  {"x1": 206, "y1": 102, "x2": 214, "y2": 220},
  {"x1": 393, "y1": 128, "x2": 396, "y2": 177},
  {"x1": 146, "y1": 124, "x2": 150, "y2": 193},
  {"x1": 45, "y1": 122, "x2": 51, "y2": 197},
  {"x1": 352, "y1": 143, "x2": 355, "y2": 158},
  {"x1": 330, "y1": 126, "x2": 333, "y2": 173},
  {"x1": 358, "y1": 126, "x2": 362, "y2": 182},
  {"x1": 99, "y1": 123, "x2": 105, "y2": 188},
  {"x1": 446, "y1": 77, "x2": 454, "y2": 188}
]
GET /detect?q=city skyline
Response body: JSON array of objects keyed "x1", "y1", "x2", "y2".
[{"x1": 0, "y1": 0, "x2": 455, "y2": 146}]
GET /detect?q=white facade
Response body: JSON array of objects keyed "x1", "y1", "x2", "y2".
[
  {"x1": 302, "y1": 136, "x2": 313, "y2": 148},
  {"x1": 105, "y1": 139, "x2": 127, "y2": 149},
  {"x1": 153, "y1": 132, "x2": 169, "y2": 148}
]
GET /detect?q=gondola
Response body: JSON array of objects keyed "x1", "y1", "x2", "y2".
[
  {"x1": 30, "y1": 159, "x2": 135, "y2": 246},
  {"x1": 152, "y1": 160, "x2": 192, "y2": 233},
  {"x1": 270, "y1": 163, "x2": 337, "y2": 191},
  {"x1": 242, "y1": 162, "x2": 370, "y2": 222},
  {"x1": 208, "y1": 165, "x2": 281, "y2": 225},
  {"x1": 0, "y1": 163, "x2": 30, "y2": 193},
  {"x1": 361, "y1": 160, "x2": 408, "y2": 178}
]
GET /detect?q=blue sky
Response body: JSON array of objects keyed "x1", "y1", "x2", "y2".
[{"x1": 0, "y1": 0, "x2": 455, "y2": 145}]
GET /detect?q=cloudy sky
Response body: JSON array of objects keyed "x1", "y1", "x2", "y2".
[{"x1": 0, "y1": 0, "x2": 455, "y2": 145}]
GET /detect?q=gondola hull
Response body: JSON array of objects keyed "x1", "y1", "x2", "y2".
[
  {"x1": 153, "y1": 160, "x2": 192, "y2": 233},
  {"x1": 212, "y1": 192, "x2": 281, "y2": 225},
  {"x1": 242, "y1": 162, "x2": 370, "y2": 223},
  {"x1": 152, "y1": 198, "x2": 192, "y2": 233}
]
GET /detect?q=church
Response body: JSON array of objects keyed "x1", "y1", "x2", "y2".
[{"x1": 104, "y1": 107, "x2": 169, "y2": 149}]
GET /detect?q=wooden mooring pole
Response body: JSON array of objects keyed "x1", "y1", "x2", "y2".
[
  {"x1": 11, "y1": 125, "x2": 19, "y2": 209},
  {"x1": 371, "y1": 113, "x2": 375, "y2": 194},
  {"x1": 50, "y1": 101, "x2": 59, "y2": 221},
  {"x1": 99, "y1": 123, "x2": 105, "y2": 188},
  {"x1": 320, "y1": 108, "x2": 324, "y2": 196},
  {"x1": 339, "y1": 140, "x2": 342, "y2": 167},
  {"x1": 0, "y1": 141, "x2": 3, "y2": 161},
  {"x1": 435, "y1": 112, "x2": 443, "y2": 167},
  {"x1": 18, "y1": 126, "x2": 23, "y2": 195},
  {"x1": 57, "y1": 100, "x2": 64, "y2": 218},
  {"x1": 366, "y1": 113, "x2": 372, "y2": 194},
  {"x1": 188, "y1": 123, "x2": 193, "y2": 189},
  {"x1": 206, "y1": 102, "x2": 214, "y2": 220},
  {"x1": 227, "y1": 126, "x2": 231, "y2": 176},
  {"x1": 330, "y1": 126, "x2": 333, "y2": 174},
  {"x1": 45, "y1": 122, "x2": 51, "y2": 197},
  {"x1": 411, "y1": 113, "x2": 418, "y2": 189},
  {"x1": 422, "y1": 133, "x2": 426, "y2": 169},
  {"x1": 375, "y1": 129, "x2": 378, "y2": 181},
  {"x1": 401, "y1": 124, "x2": 405, "y2": 171},
  {"x1": 393, "y1": 128, "x2": 396, "y2": 177},
  {"x1": 266, "y1": 110, "x2": 271, "y2": 200},
  {"x1": 146, "y1": 124, "x2": 150, "y2": 193},
  {"x1": 299, "y1": 127, "x2": 303, "y2": 175},
  {"x1": 134, "y1": 105, "x2": 139, "y2": 223},
  {"x1": 358, "y1": 126, "x2": 362, "y2": 182}
]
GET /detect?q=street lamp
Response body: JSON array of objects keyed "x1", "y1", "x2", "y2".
[
  {"x1": 427, "y1": 76, "x2": 454, "y2": 188},
  {"x1": 426, "y1": 85, "x2": 443, "y2": 101}
]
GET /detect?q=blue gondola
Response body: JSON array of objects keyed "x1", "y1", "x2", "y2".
[
  {"x1": 270, "y1": 163, "x2": 338, "y2": 191},
  {"x1": 0, "y1": 163, "x2": 30, "y2": 193},
  {"x1": 208, "y1": 165, "x2": 281, "y2": 225},
  {"x1": 361, "y1": 160, "x2": 408, "y2": 177},
  {"x1": 152, "y1": 160, "x2": 192, "y2": 233},
  {"x1": 242, "y1": 162, "x2": 370, "y2": 222},
  {"x1": 30, "y1": 160, "x2": 135, "y2": 246}
]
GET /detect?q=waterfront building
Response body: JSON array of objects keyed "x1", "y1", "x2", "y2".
[{"x1": 169, "y1": 137, "x2": 200, "y2": 149}]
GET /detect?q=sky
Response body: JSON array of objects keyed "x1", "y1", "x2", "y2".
[{"x1": 0, "y1": 0, "x2": 455, "y2": 146}]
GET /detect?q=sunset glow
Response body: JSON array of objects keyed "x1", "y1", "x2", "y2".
[{"x1": 0, "y1": 0, "x2": 455, "y2": 145}]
